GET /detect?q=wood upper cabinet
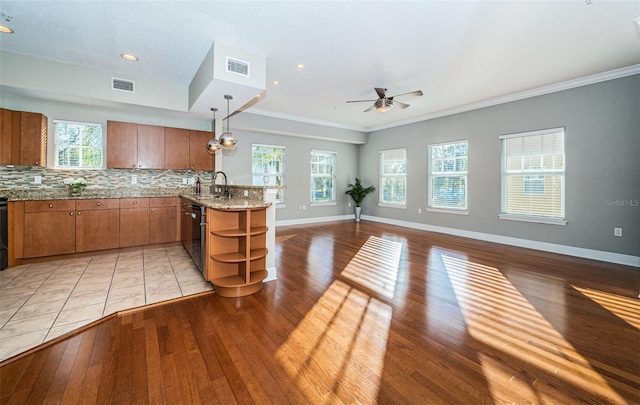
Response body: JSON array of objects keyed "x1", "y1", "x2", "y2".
[
  {"x1": 23, "y1": 200, "x2": 76, "y2": 258},
  {"x1": 149, "y1": 197, "x2": 179, "y2": 244},
  {"x1": 189, "y1": 130, "x2": 215, "y2": 170},
  {"x1": 119, "y1": 198, "x2": 150, "y2": 247},
  {"x1": 164, "y1": 127, "x2": 214, "y2": 171},
  {"x1": 107, "y1": 121, "x2": 137, "y2": 168},
  {"x1": 75, "y1": 199, "x2": 120, "y2": 253},
  {"x1": 137, "y1": 124, "x2": 164, "y2": 169},
  {"x1": 0, "y1": 108, "x2": 47, "y2": 167},
  {"x1": 164, "y1": 127, "x2": 190, "y2": 170}
]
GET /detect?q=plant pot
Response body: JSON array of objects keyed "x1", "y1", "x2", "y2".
[{"x1": 354, "y1": 206, "x2": 362, "y2": 222}]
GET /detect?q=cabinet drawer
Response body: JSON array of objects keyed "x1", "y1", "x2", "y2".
[
  {"x1": 76, "y1": 198, "x2": 119, "y2": 210},
  {"x1": 150, "y1": 197, "x2": 177, "y2": 208},
  {"x1": 120, "y1": 198, "x2": 149, "y2": 208},
  {"x1": 25, "y1": 200, "x2": 75, "y2": 212}
]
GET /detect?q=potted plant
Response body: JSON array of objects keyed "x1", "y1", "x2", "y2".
[{"x1": 345, "y1": 178, "x2": 376, "y2": 222}]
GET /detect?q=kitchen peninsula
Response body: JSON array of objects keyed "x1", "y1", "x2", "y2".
[{"x1": 6, "y1": 185, "x2": 277, "y2": 297}]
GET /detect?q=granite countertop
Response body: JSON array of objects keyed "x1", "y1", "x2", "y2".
[
  {"x1": 1, "y1": 187, "x2": 272, "y2": 209},
  {"x1": 182, "y1": 194, "x2": 271, "y2": 210}
]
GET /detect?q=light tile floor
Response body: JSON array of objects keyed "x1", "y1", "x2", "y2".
[{"x1": 0, "y1": 246, "x2": 212, "y2": 361}]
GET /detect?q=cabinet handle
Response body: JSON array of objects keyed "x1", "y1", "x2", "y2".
[
  {"x1": 161, "y1": 200, "x2": 165, "y2": 204},
  {"x1": 69, "y1": 212, "x2": 74, "y2": 216},
  {"x1": 96, "y1": 202, "x2": 101, "y2": 206},
  {"x1": 133, "y1": 201, "x2": 137, "y2": 205},
  {"x1": 151, "y1": 208, "x2": 154, "y2": 212},
  {"x1": 77, "y1": 212, "x2": 81, "y2": 216},
  {"x1": 48, "y1": 204, "x2": 53, "y2": 208},
  {"x1": 145, "y1": 208, "x2": 148, "y2": 212},
  {"x1": 35, "y1": 161, "x2": 39, "y2": 165}
]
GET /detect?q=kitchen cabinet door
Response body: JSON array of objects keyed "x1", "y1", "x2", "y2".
[
  {"x1": 119, "y1": 198, "x2": 150, "y2": 247},
  {"x1": 0, "y1": 108, "x2": 16, "y2": 164},
  {"x1": 164, "y1": 127, "x2": 190, "y2": 170},
  {"x1": 149, "y1": 201, "x2": 178, "y2": 244},
  {"x1": 137, "y1": 124, "x2": 164, "y2": 169},
  {"x1": 76, "y1": 199, "x2": 120, "y2": 252},
  {"x1": 19, "y1": 112, "x2": 48, "y2": 167},
  {"x1": 107, "y1": 121, "x2": 138, "y2": 169},
  {"x1": 189, "y1": 130, "x2": 215, "y2": 171},
  {"x1": 23, "y1": 200, "x2": 76, "y2": 258}
]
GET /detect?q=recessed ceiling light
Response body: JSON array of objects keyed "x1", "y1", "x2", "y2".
[
  {"x1": 121, "y1": 53, "x2": 139, "y2": 62},
  {"x1": 272, "y1": 81, "x2": 280, "y2": 85},
  {"x1": 0, "y1": 25, "x2": 14, "y2": 34},
  {"x1": 296, "y1": 64, "x2": 305, "y2": 69}
]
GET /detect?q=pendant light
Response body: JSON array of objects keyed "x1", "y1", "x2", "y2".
[
  {"x1": 219, "y1": 95, "x2": 237, "y2": 150},
  {"x1": 206, "y1": 107, "x2": 221, "y2": 154}
]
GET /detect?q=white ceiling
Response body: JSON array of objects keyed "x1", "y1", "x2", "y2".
[{"x1": 0, "y1": 1, "x2": 639, "y2": 131}]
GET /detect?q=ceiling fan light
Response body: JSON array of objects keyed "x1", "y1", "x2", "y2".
[{"x1": 375, "y1": 99, "x2": 393, "y2": 112}]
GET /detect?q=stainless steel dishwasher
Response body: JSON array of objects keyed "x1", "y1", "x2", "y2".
[
  {"x1": 0, "y1": 197, "x2": 7, "y2": 270},
  {"x1": 191, "y1": 202, "x2": 206, "y2": 276}
]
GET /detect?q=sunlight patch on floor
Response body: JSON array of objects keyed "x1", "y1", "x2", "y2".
[
  {"x1": 340, "y1": 236, "x2": 402, "y2": 299},
  {"x1": 572, "y1": 286, "x2": 640, "y2": 329},
  {"x1": 442, "y1": 254, "x2": 625, "y2": 404},
  {"x1": 275, "y1": 279, "x2": 392, "y2": 403}
]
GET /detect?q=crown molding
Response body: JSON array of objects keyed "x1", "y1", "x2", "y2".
[
  {"x1": 368, "y1": 64, "x2": 640, "y2": 132},
  {"x1": 244, "y1": 107, "x2": 368, "y2": 132}
]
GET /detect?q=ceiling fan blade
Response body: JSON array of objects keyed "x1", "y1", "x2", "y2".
[
  {"x1": 389, "y1": 90, "x2": 423, "y2": 99},
  {"x1": 346, "y1": 99, "x2": 377, "y2": 104},
  {"x1": 374, "y1": 87, "x2": 387, "y2": 99},
  {"x1": 394, "y1": 100, "x2": 410, "y2": 109},
  {"x1": 363, "y1": 104, "x2": 376, "y2": 112},
  {"x1": 224, "y1": 91, "x2": 266, "y2": 119}
]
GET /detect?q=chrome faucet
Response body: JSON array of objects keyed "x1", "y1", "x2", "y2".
[{"x1": 212, "y1": 171, "x2": 229, "y2": 197}]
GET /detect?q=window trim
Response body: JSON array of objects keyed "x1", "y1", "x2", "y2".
[
  {"x1": 53, "y1": 119, "x2": 104, "y2": 169},
  {"x1": 499, "y1": 127, "x2": 566, "y2": 225},
  {"x1": 379, "y1": 148, "x2": 407, "y2": 208},
  {"x1": 309, "y1": 149, "x2": 337, "y2": 205},
  {"x1": 427, "y1": 139, "x2": 469, "y2": 214}
]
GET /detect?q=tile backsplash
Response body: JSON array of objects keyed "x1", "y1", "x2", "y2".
[{"x1": 0, "y1": 166, "x2": 213, "y2": 191}]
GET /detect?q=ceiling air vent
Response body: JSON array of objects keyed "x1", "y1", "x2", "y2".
[
  {"x1": 226, "y1": 57, "x2": 250, "y2": 77},
  {"x1": 112, "y1": 78, "x2": 135, "y2": 93}
]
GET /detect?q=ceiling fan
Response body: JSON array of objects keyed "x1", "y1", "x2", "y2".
[{"x1": 346, "y1": 87, "x2": 423, "y2": 112}]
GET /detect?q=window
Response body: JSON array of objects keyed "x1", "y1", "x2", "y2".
[
  {"x1": 500, "y1": 127, "x2": 565, "y2": 224},
  {"x1": 310, "y1": 150, "x2": 336, "y2": 204},
  {"x1": 54, "y1": 120, "x2": 103, "y2": 168},
  {"x1": 379, "y1": 148, "x2": 406, "y2": 206},
  {"x1": 252, "y1": 144, "x2": 285, "y2": 203},
  {"x1": 428, "y1": 140, "x2": 468, "y2": 212}
]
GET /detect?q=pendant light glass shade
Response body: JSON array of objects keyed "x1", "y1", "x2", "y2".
[
  {"x1": 206, "y1": 107, "x2": 221, "y2": 154},
  {"x1": 220, "y1": 95, "x2": 237, "y2": 150}
]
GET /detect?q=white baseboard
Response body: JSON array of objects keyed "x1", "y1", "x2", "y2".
[{"x1": 275, "y1": 214, "x2": 640, "y2": 268}]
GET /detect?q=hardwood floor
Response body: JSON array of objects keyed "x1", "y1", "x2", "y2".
[{"x1": 1, "y1": 220, "x2": 638, "y2": 404}]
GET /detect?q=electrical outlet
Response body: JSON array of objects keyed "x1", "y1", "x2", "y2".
[
  {"x1": 183, "y1": 178, "x2": 187, "y2": 185},
  {"x1": 418, "y1": 208, "x2": 422, "y2": 214},
  {"x1": 34, "y1": 176, "x2": 42, "y2": 184},
  {"x1": 348, "y1": 202, "x2": 351, "y2": 207},
  {"x1": 131, "y1": 176, "x2": 137, "y2": 184},
  {"x1": 188, "y1": 178, "x2": 195, "y2": 185},
  {"x1": 614, "y1": 227, "x2": 623, "y2": 237},
  {"x1": 302, "y1": 204, "x2": 306, "y2": 210},
  {"x1": 244, "y1": 190, "x2": 249, "y2": 197}
]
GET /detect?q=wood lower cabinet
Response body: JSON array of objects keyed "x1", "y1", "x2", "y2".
[
  {"x1": 119, "y1": 198, "x2": 150, "y2": 247},
  {"x1": 206, "y1": 207, "x2": 268, "y2": 297},
  {"x1": 75, "y1": 199, "x2": 120, "y2": 252},
  {"x1": 23, "y1": 200, "x2": 76, "y2": 258},
  {"x1": 149, "y1": 197, "x2": 178, "y2": 244}
]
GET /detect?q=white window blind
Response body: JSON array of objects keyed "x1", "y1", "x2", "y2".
[
  {"x1": 379, "y1": 148, "x2": 407, "y2": 205},
  {"x1": 500, "y1": 128, "x2": 565, "y2": 223},
  {"x1": 428, "y1": 140, "x2": 468, "y2": 211}
]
